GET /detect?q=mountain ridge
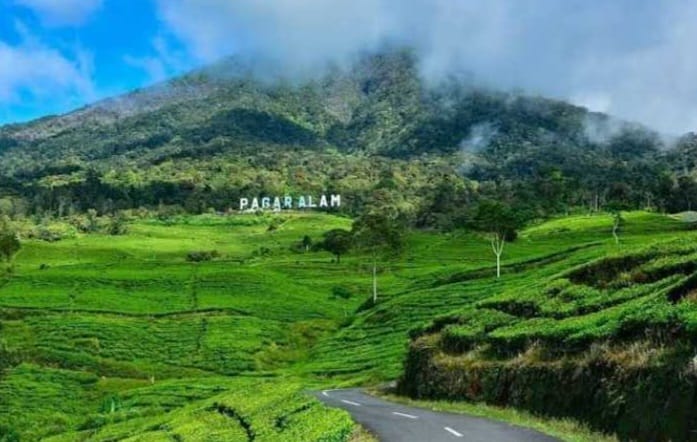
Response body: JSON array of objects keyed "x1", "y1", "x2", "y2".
[
  {"x1": 0, "y1": 49, "x2": 639, "y2": 153},
  {"x1": 0, "y1": 48, "x2": 695, "y2": 222}
]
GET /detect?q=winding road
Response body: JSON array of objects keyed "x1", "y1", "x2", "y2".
[{"x1": 315, "y1": 389, "x2": 559, "y2": 442}]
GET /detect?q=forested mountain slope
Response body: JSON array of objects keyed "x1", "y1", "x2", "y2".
[{"x1": 0, "y1": 49, "x2": 696, "y2": 221}]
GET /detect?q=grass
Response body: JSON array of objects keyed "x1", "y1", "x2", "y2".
[
  {"x1": 348, "y1": 426, "x2": 378, "y2": 442},
  {"x1": 1, "y1": 210, "x2": 694, "y2": 440},
  {"x1": 39, "y1": 376, "x2": 354, "y2": 442}
]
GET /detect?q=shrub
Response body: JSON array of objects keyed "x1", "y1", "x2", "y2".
[
  {"x1": 107, "y1": 213, "x2": 129, "y2": 235},
  {"x1": 68, "y1": 214, "x2": 91, "y2": 233},
  {"x1": 267, "y1": 217, "x2": 287, "y2": 232},
  {"x1": 77, "y1": 416, "x2": 106, "y2": 431},
  {"x1": 331, "y1": 286, "x2": 353, "y2": 300},
  {"x1": 186, "y1": 250, "x2": 220, "y2": 262},
  {"x1": 28, "y1": 222, "x2": 77, "y2": 242},
  {"x1": 252, "y1": 247, "x2": 272, "y2": 257},
  {"x1": 99, "y1": 394, "x2": 123, "y2": 414},
  {"x1": 0, "y1": 426, "x2": 20, "y2": 442},
  {"x1": 0, "y1": 232, "x2": 20, "y2": 262}
]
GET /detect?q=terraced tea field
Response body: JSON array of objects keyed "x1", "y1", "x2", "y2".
[
  {"x1": 398, "y1": 213, "x2": 697, "y2": 440},
  {"x1": 1, "y1": 211, "x2": 694, "y2": 440}
]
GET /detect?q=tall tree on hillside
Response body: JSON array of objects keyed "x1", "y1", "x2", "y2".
[
  {"x1": 301, "y1": 235, "x2": 313, "y2": 252},
  {"x1": 0, "y1": 233, "x2": 19, "y2": 265},
  {"x1": 319, "y1": 229, "x2": 353, "y2": 264},
  {"x1": 612, "y1": 211, "x2": 624, "y2": 245},
  {"x1": 472, "y1": 200, "x2": 523, "y2": 279},
  {"x1": 606, "y1": 200, "x2": 630, "y2": 246},
  {"x1": 675, "y1": 132, "x2": 697, "y2": 176},
  {"x1": 0, "y1": 217, "x2": 21, "y2": 270},
  {"x1": 675, "y1": 176, "x2": 697, "y2": 211},
  {"x1": 352, "y1": 211, "x2": 405, "y2": 303}
]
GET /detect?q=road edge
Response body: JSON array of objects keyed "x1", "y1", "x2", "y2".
[{"x1": 368, "y1": 388, "x2": 617, "y2": 442}]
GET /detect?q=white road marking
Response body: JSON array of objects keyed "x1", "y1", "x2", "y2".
[
  {"x1": 321, "y1": 389, "x2": 341, "y2": 397},
  {"x1": 341, "y1": 399, "x2": 361, "y2": 406},
  {"x1": 392, "y1": 411, "x2": 418, "y2": 419},
  {"x1": 444, "y1": 427, "x2": 463, "y2": 437}
]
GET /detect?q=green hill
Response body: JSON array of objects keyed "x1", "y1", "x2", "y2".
[
  {"x1": 3, "y1": 48, "x2": 697, "y2": 441},
  {"x1": 399, "y1": 214, "x2": 697, "y2": 441},
  {"x1": 1, "y1": 210, "x2": 696, "y2": 440},
  {"x1": 0, "y1": 49, "x2": 696, "y2": 223}
]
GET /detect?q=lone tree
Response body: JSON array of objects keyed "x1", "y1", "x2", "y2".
[
  {"x1": 472, "y1": 200, "x2": 522, "y2": 279},
  {"x1": 0, "y1": 232, "x2": 20, "y2": 270},
  {"x1": 611, "y1": 210, "x2": 624, "y2": 245},
  {"x1": 0, "y1": 216, "x2": 20, "y2": 268},
  {"x1": 0, "y1": 231, "x2": 19, "y2": 257},
  {"x1": 352, "y1": 212, "x2": 405, "y2": 303},
  {"x1": 319, "y1": 229, "x2": 352, "y2": 263},
  {"x1": 107, "y1": 212, "x2": 129, "y2": 236},
  {"x1": 606, "y1": 201, "x2": 630, "y2": 246},
  {"x1": 301, "y1": 235, "x2": 313, "y2": 252}
]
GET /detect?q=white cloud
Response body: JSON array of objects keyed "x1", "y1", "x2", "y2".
[
  {"x1": 124, "y1": 35, "x2": 189, "y2": 83},
  {"x1": 0, "y1": 37, "x2": 94, "y2": 109},
  {"x1": 156, "y1": 0, "x2": 402, "y2": 76},
  {"x1": 153, "y1": 0, "x2": 697, "y2": 134},
  {"x1": 571, "y1": 93, "x2": 611, "y2": 114},
  {"x1": 15, "y1": 0, "x2": 103, "y2": 27}
]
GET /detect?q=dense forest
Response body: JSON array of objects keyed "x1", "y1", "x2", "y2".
[{"x1": 0, "y1": 49, "x2": 696, "y2": 229}]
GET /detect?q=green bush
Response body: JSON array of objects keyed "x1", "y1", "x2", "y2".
[
  {"x1": 0, "y1": 426, "x2": 20, "y2": 442},
  {"x1": 252, "y1": 247, "x2": 272, "y2": 257},
  {"x1": 331, "y1": 286, "x2": 353, "y2": 300},
  {"x1": 28, "y1": 222, "x2": 77, "y2": 242},
  {"x1": 185, "y1": 250, "x2": 220, "y2": 262},
  {"x1": 99, "y1": 395, "x2": 123, "y2": 414},
  {"x1": 106, "y1": 214, "x2": 129, "y2": 235}
]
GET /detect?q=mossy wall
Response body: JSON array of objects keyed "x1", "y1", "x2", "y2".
[{"x1": 399, "y1": 340, "x2": 697, "y2": 441}]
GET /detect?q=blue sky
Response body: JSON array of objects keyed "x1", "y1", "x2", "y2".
[
  {"x1": 1, "y1": 0, "x2": 697, "y2": 134},
  {"x1": 0, "y1": 0, "x2": 196, "y2": 124}
]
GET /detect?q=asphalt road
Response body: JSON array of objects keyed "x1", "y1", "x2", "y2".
[{"x1": 315, "y1": 389, "x2": 559, "y2": 442}]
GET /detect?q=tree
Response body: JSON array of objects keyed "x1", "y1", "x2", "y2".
[
  {"x1": 0, "y1": 217, "x2": 20, "y2": 267},
  {"x1": 352, "y1": 212, "x2": 405, "y2": 303},
  {"x1": 0, "y1": 233, "x2": 20, "y2": 266},
  {"x1": 319, "y1": 229, "x2": 352, "y2": 264},
  {"x1": 107, "y1": 212, "x2": 129, "y2": 235},
  {"x1": 675, "y1": 175, "x2": 697, "y2": 212},
  {"x1": 612, "y1": 210, "x2": 624, "y2": 245},
  {"x1": 301, "y1": 235, "x2": 313, "y2": 252},
  {"x1": 86, "y1": 209, "x2": 99, "y2": 232},
  {"x1": 472, "y1": 200, "x2": 522, "y2": 279},
  {"x1": 606, "y1": 199, "x2": 630, "y2": 246},
  {"x1": 675, "y1": 132, "x2": 697, "y2": 176}
]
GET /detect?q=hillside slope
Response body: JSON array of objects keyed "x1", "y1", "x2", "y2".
[
  {"x1": 398, "y1": 214, "x2": 697, "y2": 441},
  {"x1": 1, "y1": 211, "x2": 692, "y2": 441},
  {"x1": 0, "y1": 49, "x2": 694, "y2": 220}
]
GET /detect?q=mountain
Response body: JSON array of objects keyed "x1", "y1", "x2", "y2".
[
  {"x1": 0, "y1": 50, "x2": 624, "y2": 161},
  {"x1": 0, "y1": 48, "x2": 695, "y2": 222}
]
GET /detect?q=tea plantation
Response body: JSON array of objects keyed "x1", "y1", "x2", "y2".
[
  {"x1": 399, "y1": 213, "x2": 697, "y2": 441},
  {"x1": 1, "y1": 211, "x2": 695, "y2": 440}
]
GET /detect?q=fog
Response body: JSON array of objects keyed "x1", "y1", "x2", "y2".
[{"x1": 155, "y1": 0, "x2": 697, "y2": 135}]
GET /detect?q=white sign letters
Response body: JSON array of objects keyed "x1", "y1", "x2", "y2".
[{"x1": 239, "y1": 194, "x2": 341, "y2": 211}]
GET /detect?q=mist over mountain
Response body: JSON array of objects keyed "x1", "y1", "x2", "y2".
[
  {"x1": 0, "y1": 49, "x2": 661, "y2": 159},
  {"x1": 152, "y1": 0, "x2": 697, "y2": 135},
  {"x1": 0, "y1": 49, "x2": 695, "y2": 223}
]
